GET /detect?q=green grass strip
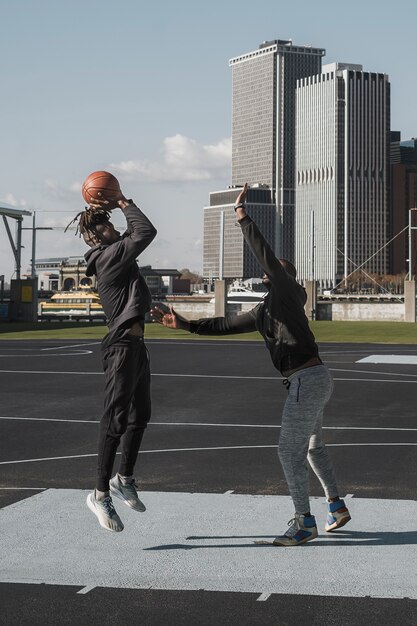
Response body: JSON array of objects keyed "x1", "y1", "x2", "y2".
[{"x1": 0, "y1": 320, "x2": 417, "y2": 343}]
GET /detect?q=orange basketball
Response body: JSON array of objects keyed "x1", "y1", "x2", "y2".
[{"x1": 81, "y1": 171, "x2": 121, "y2": 204}]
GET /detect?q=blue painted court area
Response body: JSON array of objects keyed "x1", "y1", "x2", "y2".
[{"x1": 1, "y1": 338, "x2": 417, "y2": 625}]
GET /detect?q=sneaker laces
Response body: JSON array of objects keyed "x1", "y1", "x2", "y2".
[
  {"x1": 285, "y1": 517, "x2": 300, "y2": 537},
  {"x1": 101, "y1": 496, "x2": 116, "y2": 516},
  {"x1": 120, "y1": 479, "x2": 137, "y2": 495}
]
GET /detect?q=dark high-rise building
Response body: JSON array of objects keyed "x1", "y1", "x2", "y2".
[
  {"x1": 295, "y1": 63, "x2": 391, "y2": 287},
  {"x1": 391, "y1": 132, "x2": 417, "y2": 275},
  {"x1": 229, "y1": 40, "x2": 325, "y2": 261}
]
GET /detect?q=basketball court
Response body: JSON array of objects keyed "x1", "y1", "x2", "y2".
[{"x1": 1, "y1": 338, "x2": 416, "y2": 624}]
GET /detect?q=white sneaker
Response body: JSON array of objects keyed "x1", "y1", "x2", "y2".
[
  {"x1": 86, "y1": 491, "x2": 124, "y2": 532},
  {"x1": 110, "y1": 475, "x2": 146, "y2": 512}
]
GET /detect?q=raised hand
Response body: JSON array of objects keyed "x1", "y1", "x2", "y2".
[
  {"x1": 90, "y1": 190, "x2": 126, "y2": 211},
  {"x1": 235, "y1": 182, "x2": 248, "y2": 207},
  {"x1": 151, "y1": 305, "x2": 181, "y2": 329}
]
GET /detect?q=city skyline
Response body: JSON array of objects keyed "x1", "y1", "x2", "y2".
[{"x1": 1, "y1": 0, "x2": 417, "y2": 282}]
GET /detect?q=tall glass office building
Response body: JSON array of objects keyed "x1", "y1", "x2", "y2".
[
  {"x1": 229, "y1": 40, "x2": 325, "y2": 261},
  {"x1": 203, "y1": 40, "x2": 326, "y2": 279},
  {"x1": 295, "y1": 63, "x2": 390, "y2": 288}
]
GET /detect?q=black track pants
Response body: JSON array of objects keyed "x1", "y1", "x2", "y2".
[{"x1": 96, "y1": 335, "x2": 151, "y2": 492}]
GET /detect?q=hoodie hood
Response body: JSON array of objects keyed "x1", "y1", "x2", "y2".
[{"x1": 84, "y1": 245, "x2": 106, "y2": 277}]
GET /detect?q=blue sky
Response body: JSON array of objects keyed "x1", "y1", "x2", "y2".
[{"x1": 1, "y1": 0, "x2": 416, "y2": 281}]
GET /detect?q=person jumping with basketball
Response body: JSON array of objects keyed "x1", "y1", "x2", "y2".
[
  {"x1": 152, "y1": 183, "x2": 350, "y2": 546},
  {"x1": 67, "y1": 177, "x2": 156, "y2": 532}
]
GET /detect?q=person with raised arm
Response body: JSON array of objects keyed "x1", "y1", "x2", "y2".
[{"x1": 152, "y1": 183, "x2": 350, "y2": 546}]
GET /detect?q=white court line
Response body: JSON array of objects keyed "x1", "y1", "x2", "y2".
[
  {"x1": 156, "y1": 372, "x2": 417, "y2": 382},
  {"x1": 0, "y1": 369, "x2": 277, "y2": 379},
  {"x1": 331, "y1": 367, "x2": 417, "y2": 378},
  {"x1": 151, "y1": 342, "x2": 417, "y2": 354},
  {"x1": 328, "y1": 443, "x2": 417, "y2": 446},
  {"x1": 2, "y1": 415, "x2": 417, "y2": 433},
  {"x1": 332, "y1": 378, "x2": 417, "y2": 383},
  {"x1": 0, "y1": 416, "x2": 99, "y2": 424},
  {"x1": 0, "y1": 369, "x2": 102, "y2": 375},
  {"x1": 147, "y1": 341, "x2": 263, "y2": 346},
  {"x1": 257, "y1": 593, "x2": 271, "y2": 601},
  {"x1": 41, "y1": 342, "x2": 101, "y2": 351},
  {"x1": 2, "y1": 369, "x2": 417, "y2": 384},
  {"x1": 76, "y1": 586, "x2": 96, "y2": 595},
  {"x1": 357, "y1": 355, "x2": 417, "y2": 364},
  {"x1": 3, "y1": 369, "x2": 417, "y2": 384},
  {"x1": 1, "y1": 442, "x2": 416, "y2": 466},
  {"x1": 1, "y1": 416, "x2": 417, "y2": 432},
  {"x1": 0, "y1": 351, "x2": 93, "y2": 358},
  {"x1": 321, "y1": 348, "x2": 417, "y2": 354},
  {"x1": 0, "y1": 487, "x2": 46, "y2": 490}
]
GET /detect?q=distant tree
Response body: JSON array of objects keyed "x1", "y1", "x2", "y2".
[
  {"x1": 179, "y1": 268, "x2": 203, "y2": 284},
  {"x1": 345, "y1": 270, "x2": 406, "y2": 294}
]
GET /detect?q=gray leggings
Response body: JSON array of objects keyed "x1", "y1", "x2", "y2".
[{"x1": 278, "y1": 364, "x2": 339, "y2": 513}]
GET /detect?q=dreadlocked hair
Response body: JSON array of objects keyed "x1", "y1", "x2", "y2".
[{"x1": 65, "y1": 207, "x2": 112, "y2": 240}]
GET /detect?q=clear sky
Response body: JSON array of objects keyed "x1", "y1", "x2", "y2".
[{"x1": 1, "y1": 0, "x2": 416, "y2": 282}]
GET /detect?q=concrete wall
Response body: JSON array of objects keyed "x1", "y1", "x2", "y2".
[
  {"x1": 165, "y1": 296, "x2": 408, "y2": 322},
  {"x1": 329, "y1": 302, "x2": 404, "y2": 322}
]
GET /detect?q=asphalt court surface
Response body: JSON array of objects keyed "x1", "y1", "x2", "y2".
[{"x1": 1, "y1": 338, "x2": 417, "y2": 625}]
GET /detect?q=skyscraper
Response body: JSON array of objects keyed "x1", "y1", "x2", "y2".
[
  {"x1": 230, "y1": 39, "x2": 325, "y2": 260},
  {"x1": 203, "y1": 40, "x2": 326, "y2": 281},
  {"x1": 391, "y1": 132, "x2": 417, "y2": 276},
  {"x1": 295, "y1": 63, "x2": 390, "y2": 288}
]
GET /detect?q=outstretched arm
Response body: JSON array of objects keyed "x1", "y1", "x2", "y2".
[
  {"x1": 151, "y1": 304, "x2": 259, "y2": 335},
  {"x1": 234, "y1": 184, "x2": 289, "y2": 284},
  {"x1": 151, "y1": 305, "x2": 191, "y2": 331}
]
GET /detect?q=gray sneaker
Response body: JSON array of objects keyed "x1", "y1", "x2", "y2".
[
  {"x1": 110, "y1": 475, "x2": 146, "y2": 512},
  {"x1": 86, "y1": 491, "x2": 124, "y2": 532},
  {"x1": 273, "y1": 513, "x2": 318, "y2": 546}
]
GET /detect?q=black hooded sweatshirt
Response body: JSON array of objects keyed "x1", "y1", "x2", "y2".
[
  {"x1": 188, "y1": 215, "x2": 319, "y2": 374},
  {"x1": 84, "y1": 203, "x2": 157, "y2": 335}
]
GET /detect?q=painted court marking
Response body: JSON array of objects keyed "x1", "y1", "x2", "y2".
[
  {"x1": 0, "y1": 350, "x2": 93, "y2": 358},
  {"x1": 76, "y1": 586, "x2": 95, "y2": 595},
  {"x1": 257, "y1": 593, "x2": 271, "y2": 601},
  {"x1": 1, "y1": 442, "x2": 416, "y2": 466},
  {"x1": 41, "y1": 342, "x2": 101, "y2": 351},
  {"x1": 2, "y1": 368, "x2": 417, "y2": 384},
  {"x1": 1, "y1": 490, "x2": 416, "y2": 599},
  {"x1": 357, "y1": 355, "x2": 417, "y2": 365},
  {"x1": 1, "y1": 415, "x2": 417, "y2": 432}
]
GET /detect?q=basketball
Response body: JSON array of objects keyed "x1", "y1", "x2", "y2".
[{"x1": 81, "y1": 171, "x2": 121, "y2": 204}]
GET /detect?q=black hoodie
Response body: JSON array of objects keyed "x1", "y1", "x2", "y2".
[
  {"x1": 188, "y1": 215, "x2": 319, "y2": 374},
  {"x1": 84, "y1": 203, "x2": 157, "y2": 331}
]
